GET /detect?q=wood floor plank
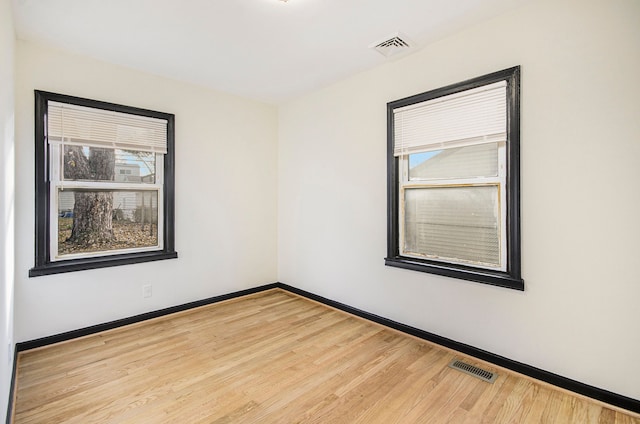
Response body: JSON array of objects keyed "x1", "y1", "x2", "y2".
[
  {"x1": 12, "y1": 289, "x2": 640, "y2": 423},
  {"x1": 520, "y1": 384, "x2": 553, "y2": 423}
]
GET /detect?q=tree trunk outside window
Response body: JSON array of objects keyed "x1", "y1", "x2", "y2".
[{"x1": 64, "y1": 146, "x2": 115, "y2": 246}]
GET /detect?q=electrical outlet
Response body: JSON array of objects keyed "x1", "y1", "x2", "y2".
[{"x1": 142, "y1": 284, "x2": 152, "y2": 298}]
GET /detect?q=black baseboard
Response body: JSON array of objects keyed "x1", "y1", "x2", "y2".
[
  {"x1": 16, "y1": 283, "x2": 279, "y2": 352},
  {"x1": 276, "y1": 282, "x2": 640, "y2": 414},
  {"x1": 5, "y1": 343, "x2": 17, "y2": 424},
  {"x1": 12, "y1": 281, "x2": 640, "y2": 415}
]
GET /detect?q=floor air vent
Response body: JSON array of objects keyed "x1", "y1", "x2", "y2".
[{"x1": 448, "y1": 359, "x2": 498, "y2": 383}]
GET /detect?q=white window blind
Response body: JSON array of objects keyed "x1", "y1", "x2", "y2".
[
  {"x1": 47, "y1": 101, "x2": 168, "y2": 154},
  {"x1": 393, "y1": 81, "x2": 507, "y2": 157}
]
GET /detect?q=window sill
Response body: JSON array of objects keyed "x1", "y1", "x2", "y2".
[
  {"x1": 29, "y1": 250, "x2": 178, "y2": 277},
  {"x1": 385, "y1": 256, "x2": 524, "y2": 291}
]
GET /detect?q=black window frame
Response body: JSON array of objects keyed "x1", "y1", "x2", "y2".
[
  {"x1": 385, "y1": 67, "x2": 523, "y2": 290},
  {"x1": 29, "y1": 91, "x2": 178, "y2": 277}
]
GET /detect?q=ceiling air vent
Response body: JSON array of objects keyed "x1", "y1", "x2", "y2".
[{"x1": 371, "y1": 33, "x2": 412, "y2": 58}]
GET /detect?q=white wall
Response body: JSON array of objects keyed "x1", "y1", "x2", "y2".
[
  {"x1": 0, "y1": 0, "x2": 15, "y2": 418},
  {"x1": 14, "y1": 41, "x2": 278, "y2": 342},
  {"x1": 278, "y1": 0, "x2": 640, "y2": 400},
  {"x1": 8, "y1": 0, "x2": 640, "y2": 407}
]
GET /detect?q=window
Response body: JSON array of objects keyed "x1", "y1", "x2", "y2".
[
  {"x1": 30, "y1": 91, "x2": 177, "y2": 277},
  {"x1": 386, "y1": 67, "x2": 523, "y2": 290}
]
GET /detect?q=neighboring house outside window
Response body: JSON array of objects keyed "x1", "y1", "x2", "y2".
[
  {"x1": 386, "y1": 67, "x2": 523, "y2": 290},
  {"x1": 30, "y1": 91, "x2": 177, "y2": 277}
]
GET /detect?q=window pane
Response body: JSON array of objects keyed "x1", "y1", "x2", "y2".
[
  {"x1": 63, "y1": 145, "x2": 156, "y2": 183},
  {"x1": 403, "y1": 186, "x2": 500, "y2": 267},
  {"x1": 409, "y1": 142, "x2": 498, "y2": 180},
  {"x1": 57, "y1": 189, "x2": 159, "y2": 256}
]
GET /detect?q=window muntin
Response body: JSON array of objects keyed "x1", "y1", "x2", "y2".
[
  {"x1": 30, "y1": 91, "x2": 177, "y2": 277},
  {"x1": 386, "y1": 67, "x2": 522, "y2": 290}
]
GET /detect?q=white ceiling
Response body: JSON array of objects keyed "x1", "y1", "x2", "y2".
[{"x1": 11, "y1": 0, "x2": 528, "y2": 104}]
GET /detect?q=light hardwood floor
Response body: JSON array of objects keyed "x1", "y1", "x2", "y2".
[{"x1": 12, "y1": 289, "x2": 640, "y2": 423}]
